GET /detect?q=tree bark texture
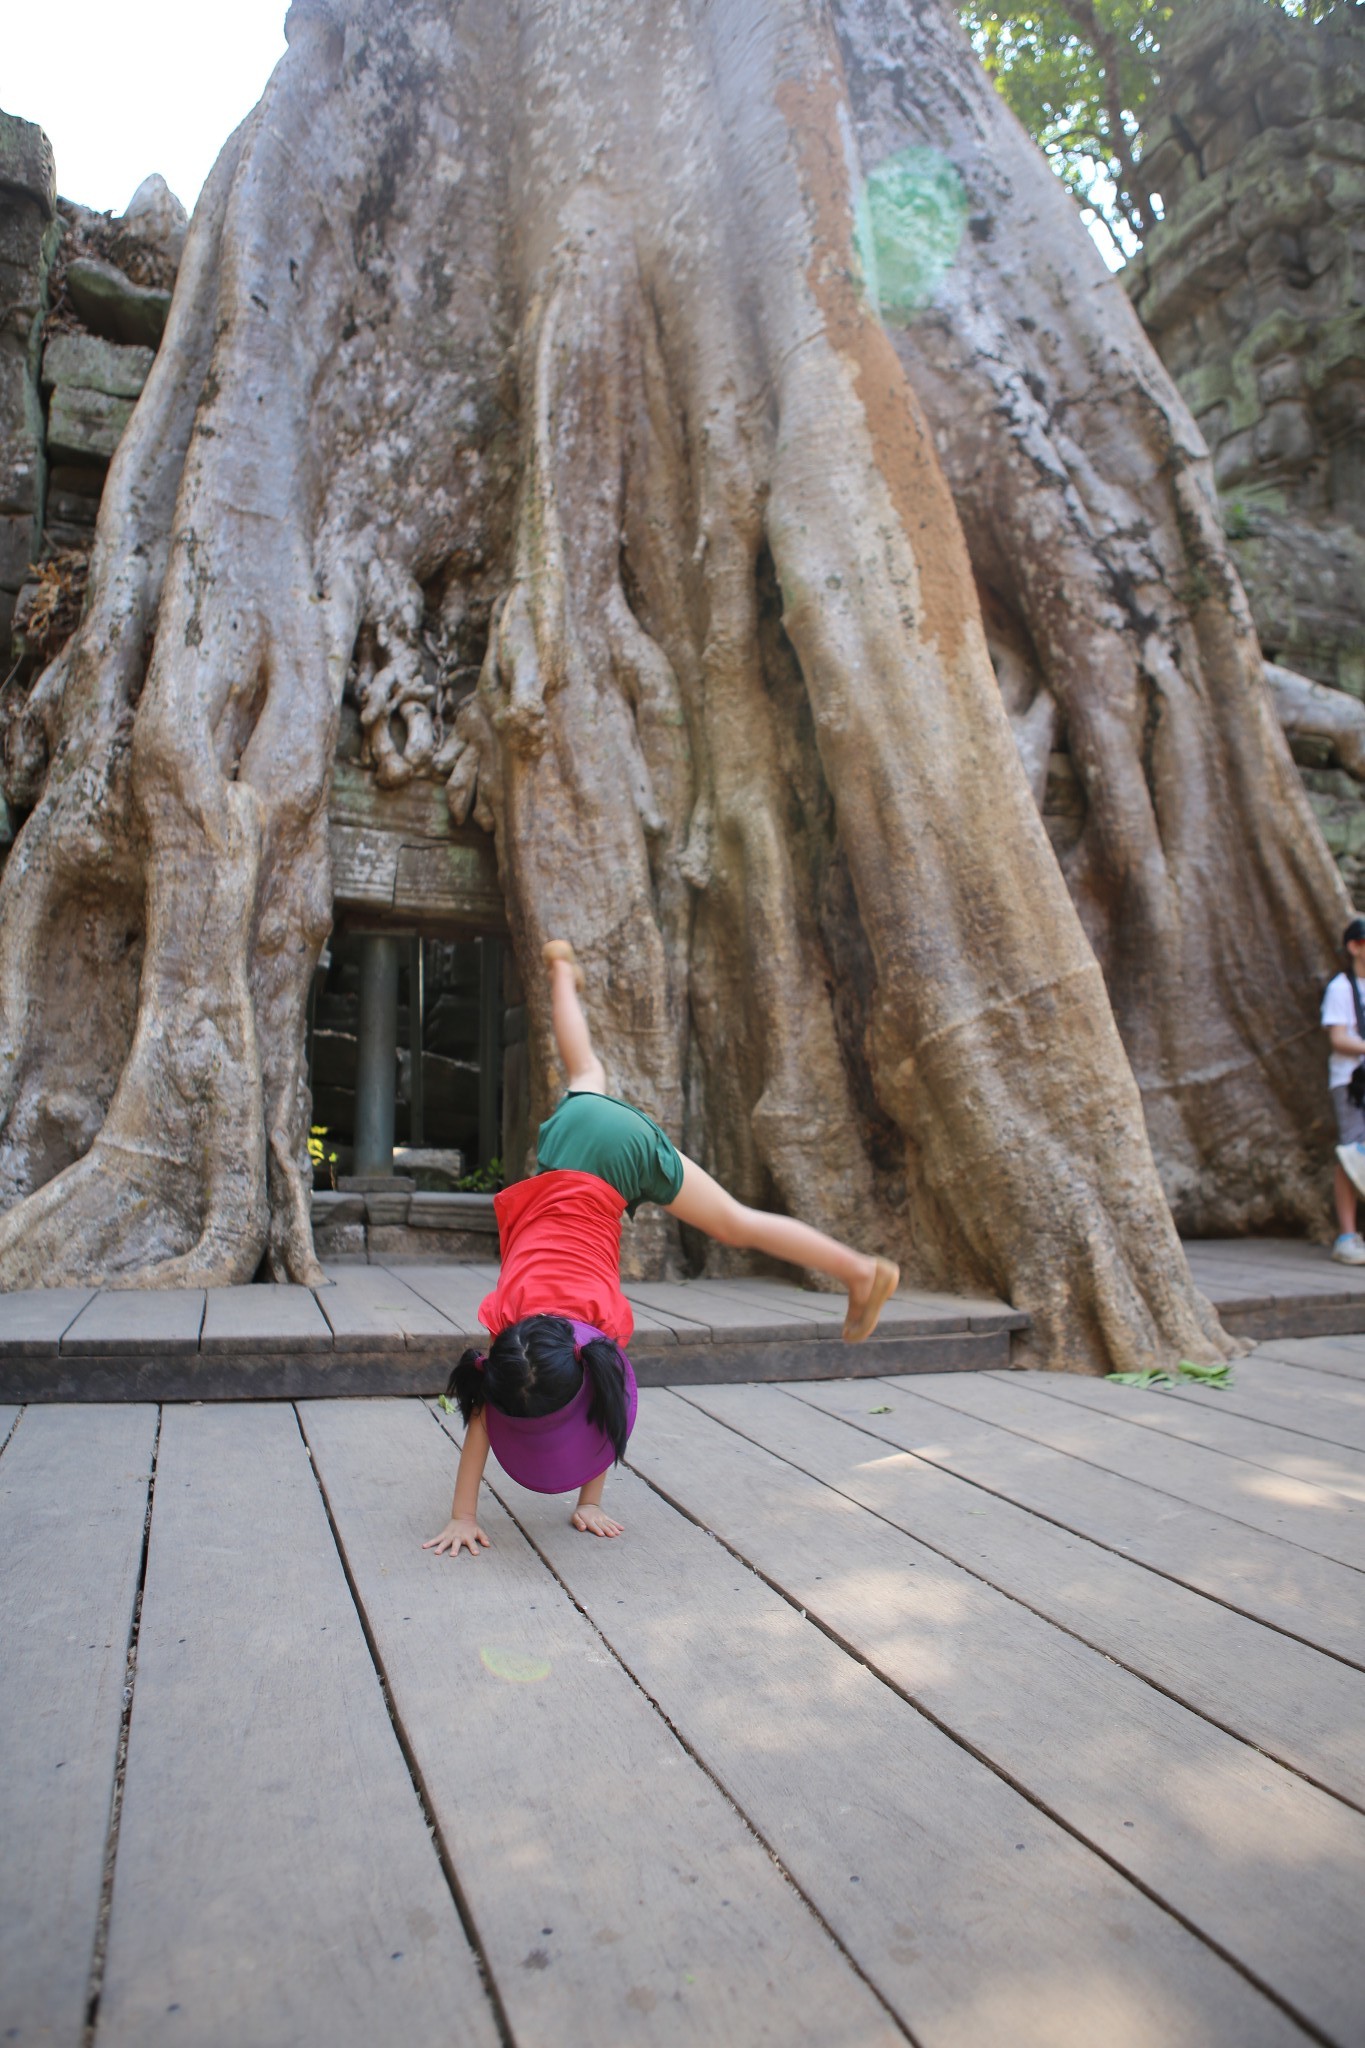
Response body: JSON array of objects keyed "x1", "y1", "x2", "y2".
[{"x1": 0, "y1": 0, "x2": 1342, "y2": 1367}]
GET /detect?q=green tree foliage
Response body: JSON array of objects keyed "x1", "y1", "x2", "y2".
[{"x1": 959, "y1": 0, "x2": 1355, "y2": 259}]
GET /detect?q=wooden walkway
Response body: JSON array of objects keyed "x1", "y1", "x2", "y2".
[
  {"x1": 3, "y1": 1338, "x2": 1363, "y2": 2046},
  {"x1": 1187, "y1": 1238, "x2": 1365, "y2": 1339},
  {"x1": 0, "y1": 1263, "x2": 1026, "y2": 1400}
]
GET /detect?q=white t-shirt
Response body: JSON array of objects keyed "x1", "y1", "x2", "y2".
[{"x1": 1321, "y1": 973, "x2": 1365, "y2": 1088}]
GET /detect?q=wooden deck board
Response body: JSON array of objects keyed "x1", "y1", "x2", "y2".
[
  {"x1": 1161, "y1": 1355, "x2": 1365, "y2": 1456},
  {"x1": 1015, "y1": 1369, "x2": 1365, "y2": 1501},
  {"x1": 1252, "y1": 1343, "x2": 1365, "y2": 1392},
  {"x1": 375, "y1": 1260, "x2": 490, "y2": 1339},
  {"x1": 60, "y1": 1288, "x2": 205, "y2": 1356},
  {"x1": 673, "y1": 1381, "x2": 1365, "y2": 1810},
  {"x1": 5, "y1": 1360, "x2": 1363, "y2": 2043},
  {"x1": 315, "y1": 1264, "x2": 460, "y2": 1351},
  {"x1": 799, "y1": 1374, "x2": 1365, "y2": 1664},
  {"x1": 0, "y1": 1405, "x2": 156, "y2": 2048},
  {"x1": 95, "y1": 1405, "x2": 494, "y2": 2048},
  {"x1": 0, "y1": 1286, "x2": 98, "y2": 1354},
  {"x1": 200, "y1": 1283, "x2": 333, "y2": 1354},
  {"x1": 1257, "y1": 1337, "x2": 1365, "y2": 1383},
  {"x1": 632, "y1": 1389, "x2": 1364, "y2": 2046},
  {"x1": 300, "y1": 1398, "x2": 900, "y2": 2048},
  {"x1": 914, "y1": 1369, "x2": 1365, "y2": 1571},
  {"x1": 486, "y1": 1447, "x2": 1304, "y2": 2048}
]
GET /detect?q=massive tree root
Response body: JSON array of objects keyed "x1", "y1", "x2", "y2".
[
  {"x1": 0, "y1": 0, "x2": 1341, "y2": 1366},
  {"x1": 835, "y1": 0, "x2": 1349, "y2": 1235}
]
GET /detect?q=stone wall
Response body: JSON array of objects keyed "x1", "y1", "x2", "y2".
[
  {"x1": 0, "y1": 114, "x2": 57, "y2": 686},
  {"x1": 1125, "y1": 0, "x2": 1364, "y2": 696},
  {"x1": 0, "y1": 106, "x2": 183, "y2": 698},
  {"x1": 1122, "y1": 0, "x2": 1365, "y2": 903}
]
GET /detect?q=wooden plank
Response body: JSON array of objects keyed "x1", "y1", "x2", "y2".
[
  {"x1": 0, "y1": 1286, "x2": 98, "y2": 1354},
  {"x1": 677, "y1": 1380, "x2": 1365, "y2": 1810},
  {"x1": 1218, "y1": 1300, "x2": 1365, "y2": 1343},
  {"x1": 376, "y1": 1262, "x2": 491, "y2": 1340},
  {"x1": 790, "y1": 1373, "x2": 1365, "y2": 1665},
  {"x1": 1256, "y1": 1336, "x2": 1365, "y2": 1384},
  {"x1": 638, "y1": 1330, "x2": 1009, "y2": 1385},
  {"x1": 1195, "y1": 1356, "x2": 1365, "y2": 1452},
  {"x1": 658, "y1": 1275, "x2": 1023, "y2": 1336},
  {"x1": 96, "y1": 1405, "x2": 494, "y2": 2048},
  {"x1": 301, "y1": 1399, "x2": 900, "y2": 2048},
  {"x1": 631, "y1": 1389, "x2": 1364, "y2": 2046},
  {"x1": 0, "y1": 1405, "x2": 156, "y2": 2048},
  {"x1": 1016, "y1": 1370, "x2": 1365, "y2": 1501},
  {"x1": 200, "y1": 1284, "x2": 333, "y2": 1355},
  {"x1": 390, "y1": 1261, "x2": 683, "y2": 1347},
  {"x1": 3, "y1": 1351, "x2": 464, "y2": 1403},
  {"x1": 657, "y1": 1274, "x2": 849, "y2": 1335},
  {"x1": 60, "y1": 1289, "x2": 204, "y2": 1355},
  {"x1": 485, "y1": 1445, "x2": 1302, "y2": 2048},
  {"x1": 631, "y1": 1281, "x2": 816, "y2": 1341},
  {"x1": 618, "y1": 1280, "x2": 718, "y2": 1338},
  {"x1": 910, "y1": 1369, "x2": 1365, "y2": 1571},
  {"x1": 315, "y1": 1264, "x2": 459, "y2": 1351}
]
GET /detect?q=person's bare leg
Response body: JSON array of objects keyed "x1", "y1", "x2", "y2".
[
  {"x1": 1334, "y1": 1161, "x2": 1357, "y2": 1238},
  {"x1": 544, "y1": 941, "x2": 606, "y2": 1093},
  {"x1": 665, "y1": 1154, "x2": 899, "y2": 1340}
]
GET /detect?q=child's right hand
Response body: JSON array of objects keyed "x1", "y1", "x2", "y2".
[{"x1": 423, "y1": 1516, "x2": 491, "y2": 1558}]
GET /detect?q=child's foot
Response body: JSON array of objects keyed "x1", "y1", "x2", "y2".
[
  {"x1": 843, "y1": 1256, "x2": 899, "y2": 1341},
  {"x1": 571, "y1": 1502, "x2": 623, "y2": 1537},
  {"x1": 543, "y1": 938, "x2": 585, "y2": 993}
]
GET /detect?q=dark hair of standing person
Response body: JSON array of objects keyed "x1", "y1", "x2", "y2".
[{"x1": 445, "y1": 1313, "x2": 630, "y2": 1463}]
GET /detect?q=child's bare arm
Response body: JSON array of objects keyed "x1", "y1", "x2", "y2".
[
  {"x1": 423, "y1": 1408, "x2": 492, "y2": 1557},
  {"x1": 571, "y1": 1468, "x2": 623, "y2": 1538}
]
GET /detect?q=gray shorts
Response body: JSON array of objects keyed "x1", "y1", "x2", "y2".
[{"x1": 1332, "y1": 1083, "x2": 1365, "y2": 1145}]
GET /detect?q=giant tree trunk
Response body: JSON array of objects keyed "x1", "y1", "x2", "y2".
[{"x1": 0, "y1": 0, "x2": 1338, "y2": 1367}]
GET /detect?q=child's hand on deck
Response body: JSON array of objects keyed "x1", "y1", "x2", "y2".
[
  {"x1": 571, "y1": 1502, "x2": 623, "y2": 1538},
  {"x1": 423, "y1": 1516, "x2": 491, "y2": 1558}
]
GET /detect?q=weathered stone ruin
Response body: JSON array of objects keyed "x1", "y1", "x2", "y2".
[
  {"x1": 1126, "y1": 0, "x2": 1365, "y2": 894},
  {"x1": 0, "y1": 105, "x2": 513, "y2": 1263}
]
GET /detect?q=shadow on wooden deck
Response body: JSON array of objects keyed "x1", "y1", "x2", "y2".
[{"x1": 3, "y1": 1339, "x2": 1363, "y2": 2045}]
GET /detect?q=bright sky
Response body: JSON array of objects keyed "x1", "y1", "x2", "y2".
[{"x1": 5, "y1": 0, "x2": 289, "y2": 217}]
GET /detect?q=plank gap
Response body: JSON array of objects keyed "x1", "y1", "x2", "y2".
[
  {"x1": 81, "y1": 1405, "x2": 162, "y2": 2048},
  {"x1": 458, "y1": 1437, "x2": 918, "y2": 2048},
  {"x1": 295, "y1": 1401, "x2": 516, "y2": 2048}
]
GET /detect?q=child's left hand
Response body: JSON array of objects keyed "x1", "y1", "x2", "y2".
[{"x1": 571, "y1": 1502, "x2": 623, "y2": 1538}]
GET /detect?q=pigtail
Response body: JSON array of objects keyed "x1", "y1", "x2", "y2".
[
  {"x1": 445, "y1": 1348, "x2": 488, "y2": 1426},
  {"x1": 579, "y1": 1337, "x2": 630, "y2": 1463}
]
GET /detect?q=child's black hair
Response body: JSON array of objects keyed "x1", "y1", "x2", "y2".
[{"x1": 446, "y1": 1314, "x2": 630, "y2": 1463}]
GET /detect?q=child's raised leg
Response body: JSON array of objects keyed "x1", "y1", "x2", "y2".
[
  {"x1": 544, "y1": 941, "x2": 606, "y2": 1094},
  {"x1": 666, "y1": 1154, "x2": 899, "y2": 1341}
]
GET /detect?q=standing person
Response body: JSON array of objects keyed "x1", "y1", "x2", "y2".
[
  {"x1": 1321, "y1": 915, "x2": 1365, "y2": 1263},
  {"x1": 424, "y1": 940, "x2": 900, "y2": 1555}
]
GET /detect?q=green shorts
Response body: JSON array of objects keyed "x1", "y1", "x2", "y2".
[{"x1": 536, "y1": 1090, "x2": 685, "y2": 1217}]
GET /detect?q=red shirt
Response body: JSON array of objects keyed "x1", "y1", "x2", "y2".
[{"x1": 478, "y1": 1170, "x2": 634, "y2": 1343}]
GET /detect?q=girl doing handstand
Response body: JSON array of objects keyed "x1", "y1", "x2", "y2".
[{"x1": 424, "y1": 943, "x2": 899, "y2": 1555}]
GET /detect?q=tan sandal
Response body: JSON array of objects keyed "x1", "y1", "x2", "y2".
[
  {"x1": 543, "y1": 938, "x2": 585, "y2": 993},
  {"x1": 843, "y1": 1257, "x2": 899, "y2": 1342}
]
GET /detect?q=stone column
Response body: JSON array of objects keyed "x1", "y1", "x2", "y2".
[
  {"x1": 478, "y1": 936, "x2": 501, "y2": 1169},
  {"x1": 353, "y1": 934, "x2": 400, "y2": 1177},
  {"x1": 0, "y1": 111, "x2": 58, "y2": 668}
]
